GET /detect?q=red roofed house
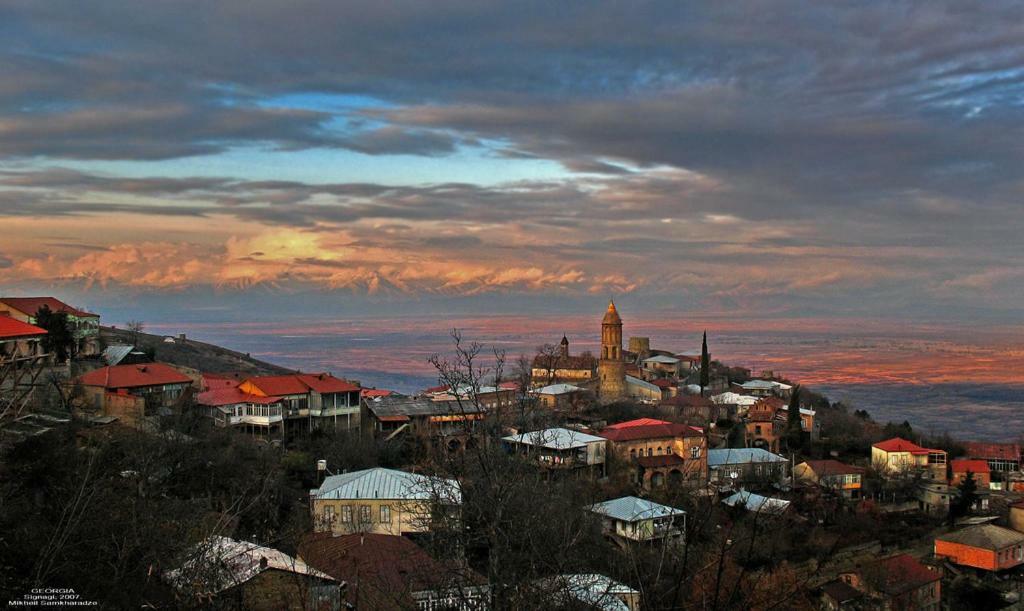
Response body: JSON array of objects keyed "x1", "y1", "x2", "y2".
[
  {"x1": 873, "y1": 437, "x2": 950, "y2": 513},
  {"x1": 872, "y1": 437, "x2": 947, "y2": 477},
  {"x1": 837, "y1": 553, "x2": 941, "y2": 610},
  {"x1": 361, "y1": 388, "x2": 395, "y2": 400},
  {"x1": 238, "y1": 373, "x2": 361, "y2": 432},
  {"x1": 78, "y1": 363, "x2": 194, "y2": 427},
  {"x1": 0, "y1": 297, "x2": 101, "y2": 356},
  {"x1": 196, "y1": 378, "x2": 286, "y2": 437},
  {"x1": 0, "y1": 316, "x2": 48, "y2": 361},
  {"x1": 600, "y1": 418, "x2": 707, "y2": 488},
  {"x1": 935, "y1": 524, "x2": 1024, "y2": 572},
  {"x1": 794, "y1": 459, "x2": 865, "y2": 499},
  {"x1": 950, "y1": 459, "x2": 991, "y2": 488}
]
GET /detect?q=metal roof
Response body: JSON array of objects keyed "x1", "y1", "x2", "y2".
[
  {"x1": 164, "y1": 536, "x2": 336, "y2": 595},
  {"x1": 707, "y1": 448, "x2": 787, "y2": 467},
  {"x1": 532, "y1": 383, "x2": 583, "y2": 395},
  {"x1": 558, "y1": 574, "x2": 638, "y2": 611},
  {"x1": 711, "y1": 392, "x2": 759, "y2": 406},
  {"x1": 314, "y1": 468, "x2": 461, "y2": 503},
  {"x1": 739, "y1": 380, "x2": 791, "y2": 390},
  {"x1": 587, "y1": 496, "x2": 685, "y2": 522},
  {"x1": 642, "y1": 355, "x2": 680, "y2": 364},
  {"x1": 721, "y1": 490, "x2": 790, "y2": 514},
  {"x1": 102, "y1": 344, "x2": 137, "y2": 366},
  {"x1": 368, "y1": 396, "x2": 484, "y2": 418},
  {"x1": 936, "y1": 524, "x2": 1024, "y2": 550},
  {"x1": 625, "y1": 375, "x2": 660, "y2": 393},
  {"x1": 503, "y1": 427, "x2": 606, "y2": 450}
]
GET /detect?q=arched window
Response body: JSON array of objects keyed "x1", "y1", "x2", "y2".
[{"x1": 629, "y1": 448, "x2": 637, "y2": 459}]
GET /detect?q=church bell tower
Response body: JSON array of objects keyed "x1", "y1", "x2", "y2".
[{"x1": 598, "y1": 300, "x2": 626, "y2": 400}]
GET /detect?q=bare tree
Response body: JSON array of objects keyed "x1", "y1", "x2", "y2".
[{"x1": 126, "y1": 320, "x2": 145, "y2": 347}]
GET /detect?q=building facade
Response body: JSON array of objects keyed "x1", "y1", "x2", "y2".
[
  {"x1": 0, "y1": 297, "x2": 101, "y2": 356},
  {"x1": 794, "y1": 460, "x2": 864, "y2": 499},
  {"x1": 934, "y1": 524, "x2": 1024, "y2": 571},
  {"x1": 310, "y1": 467, "x2": 461, "y2": 537},
  {"x1": 599, "y1": 418, "x2": 707, "y2": 486},
  {"x1": 78, "y1": 363, "x2": 194, "y2": 426}
]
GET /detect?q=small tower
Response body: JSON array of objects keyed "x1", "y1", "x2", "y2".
[
  {"x1": 598, "y1": 300, "x2": 626, "y2": 401},
  {"x1": 559, "y1": 334, "x2": 570, "y2": 358}
]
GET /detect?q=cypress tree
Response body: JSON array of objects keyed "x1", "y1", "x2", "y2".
[
  {"x1": 35, "y1": 305, "x2": 75, "y2": 361},
  {"x1": 699, "y1": 330, "x2": 710, "y2": 395},
  {"x1": 786, "y1": 384, "x2": 803, "y2": 452}
]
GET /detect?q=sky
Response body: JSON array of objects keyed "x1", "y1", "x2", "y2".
[{"x1": 2, "y1": 2, "x2": 1024, "y2": 322}]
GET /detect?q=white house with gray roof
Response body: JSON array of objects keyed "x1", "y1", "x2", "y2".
[
  {"x1": 587, "y1": 496, "x2": 685, "y2": 542},
  {"x1": 707, "y1": 448, "x2": 789, "y2": 487},
  {"x1": 539, "y1": 574, "x2": 641, "y2": 611},
  {"x1": 530, "y1": 383, "x2": 586, "y2": 409},
  {"x1": 310, "y1": 467, "x2": 460, "y2": 536},
  {"x1": 503, "y1": 427, "x2": 607, "y2": 476}
]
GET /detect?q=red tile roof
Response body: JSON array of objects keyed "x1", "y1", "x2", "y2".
[
  {"x1": 361, "y1": 388, "x2": 395, "y2": 398},
  {"x1": 600, "y1": 418, "x2": 702, "y2": 441},
  {"x1": 801, "y1": 459, "x2": 865, "y2": 476},
  {"x1": 866, "y1": 554, "x2": 940, "y2": 596},
  {"x1": 962, "y1": 441, "x2": 1021, "y2": 461},
  {"x1": 752, "y1": 396, "x2": 786, "y2": 409},
  {"x1": 0, "y1": 297, "x2": 97, "y2": 318},
  {"x1": 196, "y1": 386, "x2": 282, "y2": 407},
  {"x1": 78, "y1": 363, "x2": 192, "y2": 389},
  {"x1": 296, "y1": 373, "x2": 360, "y2": 394},
  {"x1": 245, "y1": 373, "x2": 359, "y2": 396},
  {"x1": 951, "y1": 459, "x2": 990, "y2": 474},
  {"x1": 531, "y1": 353, "x2": 597, "y2": 370},
  {"x1": 873, "y1": 437, "x2": 940, "y2": 455},
  {"x1": 202, "y1": 374, "x2": 241, "y2": 390},
  {"x1": 659, "y1": 395, "x2": 713, "y2": 408},
  {"x1": 0, "y1": 316, "x2": 47, "y2": 339},
  {"x1": 651, "y1": 379, "x2": 675, "y2": 389}
]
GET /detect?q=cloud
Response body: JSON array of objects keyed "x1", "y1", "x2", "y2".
[{"x1": 3, "y1": 2, "x2": 1024, "y2": 317}]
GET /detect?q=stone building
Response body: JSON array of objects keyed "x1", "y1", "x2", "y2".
[{"x1": 598, "y1": 300, "x2": 626, "y2": 401}]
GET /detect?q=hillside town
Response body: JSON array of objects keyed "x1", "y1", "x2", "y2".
[{"x1": 2, "y1": 296, "x2": 1024, "y2": 610}]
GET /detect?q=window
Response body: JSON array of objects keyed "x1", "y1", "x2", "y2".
[
  {"x1": 323, "y1": 506, "x2": 335, "y2": 525},
  {"x1": 341, "y1": 505, "x2": 352, "y2": 523},
  {"x1": 630, "y1": 449, "x2": 637, "y2": 458},
  {"x1": 647, "y1": 448, "x2": 653, "y2": 457},
  {"x1": 359, "y1": 505, "x2": 371, "y2": 524},
  {"x1": 380, "y1": 505, "x2": 391, "y2": 524},
  {"x1": 690, "y1": 446, "x2": 701, "y2": 459}
]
